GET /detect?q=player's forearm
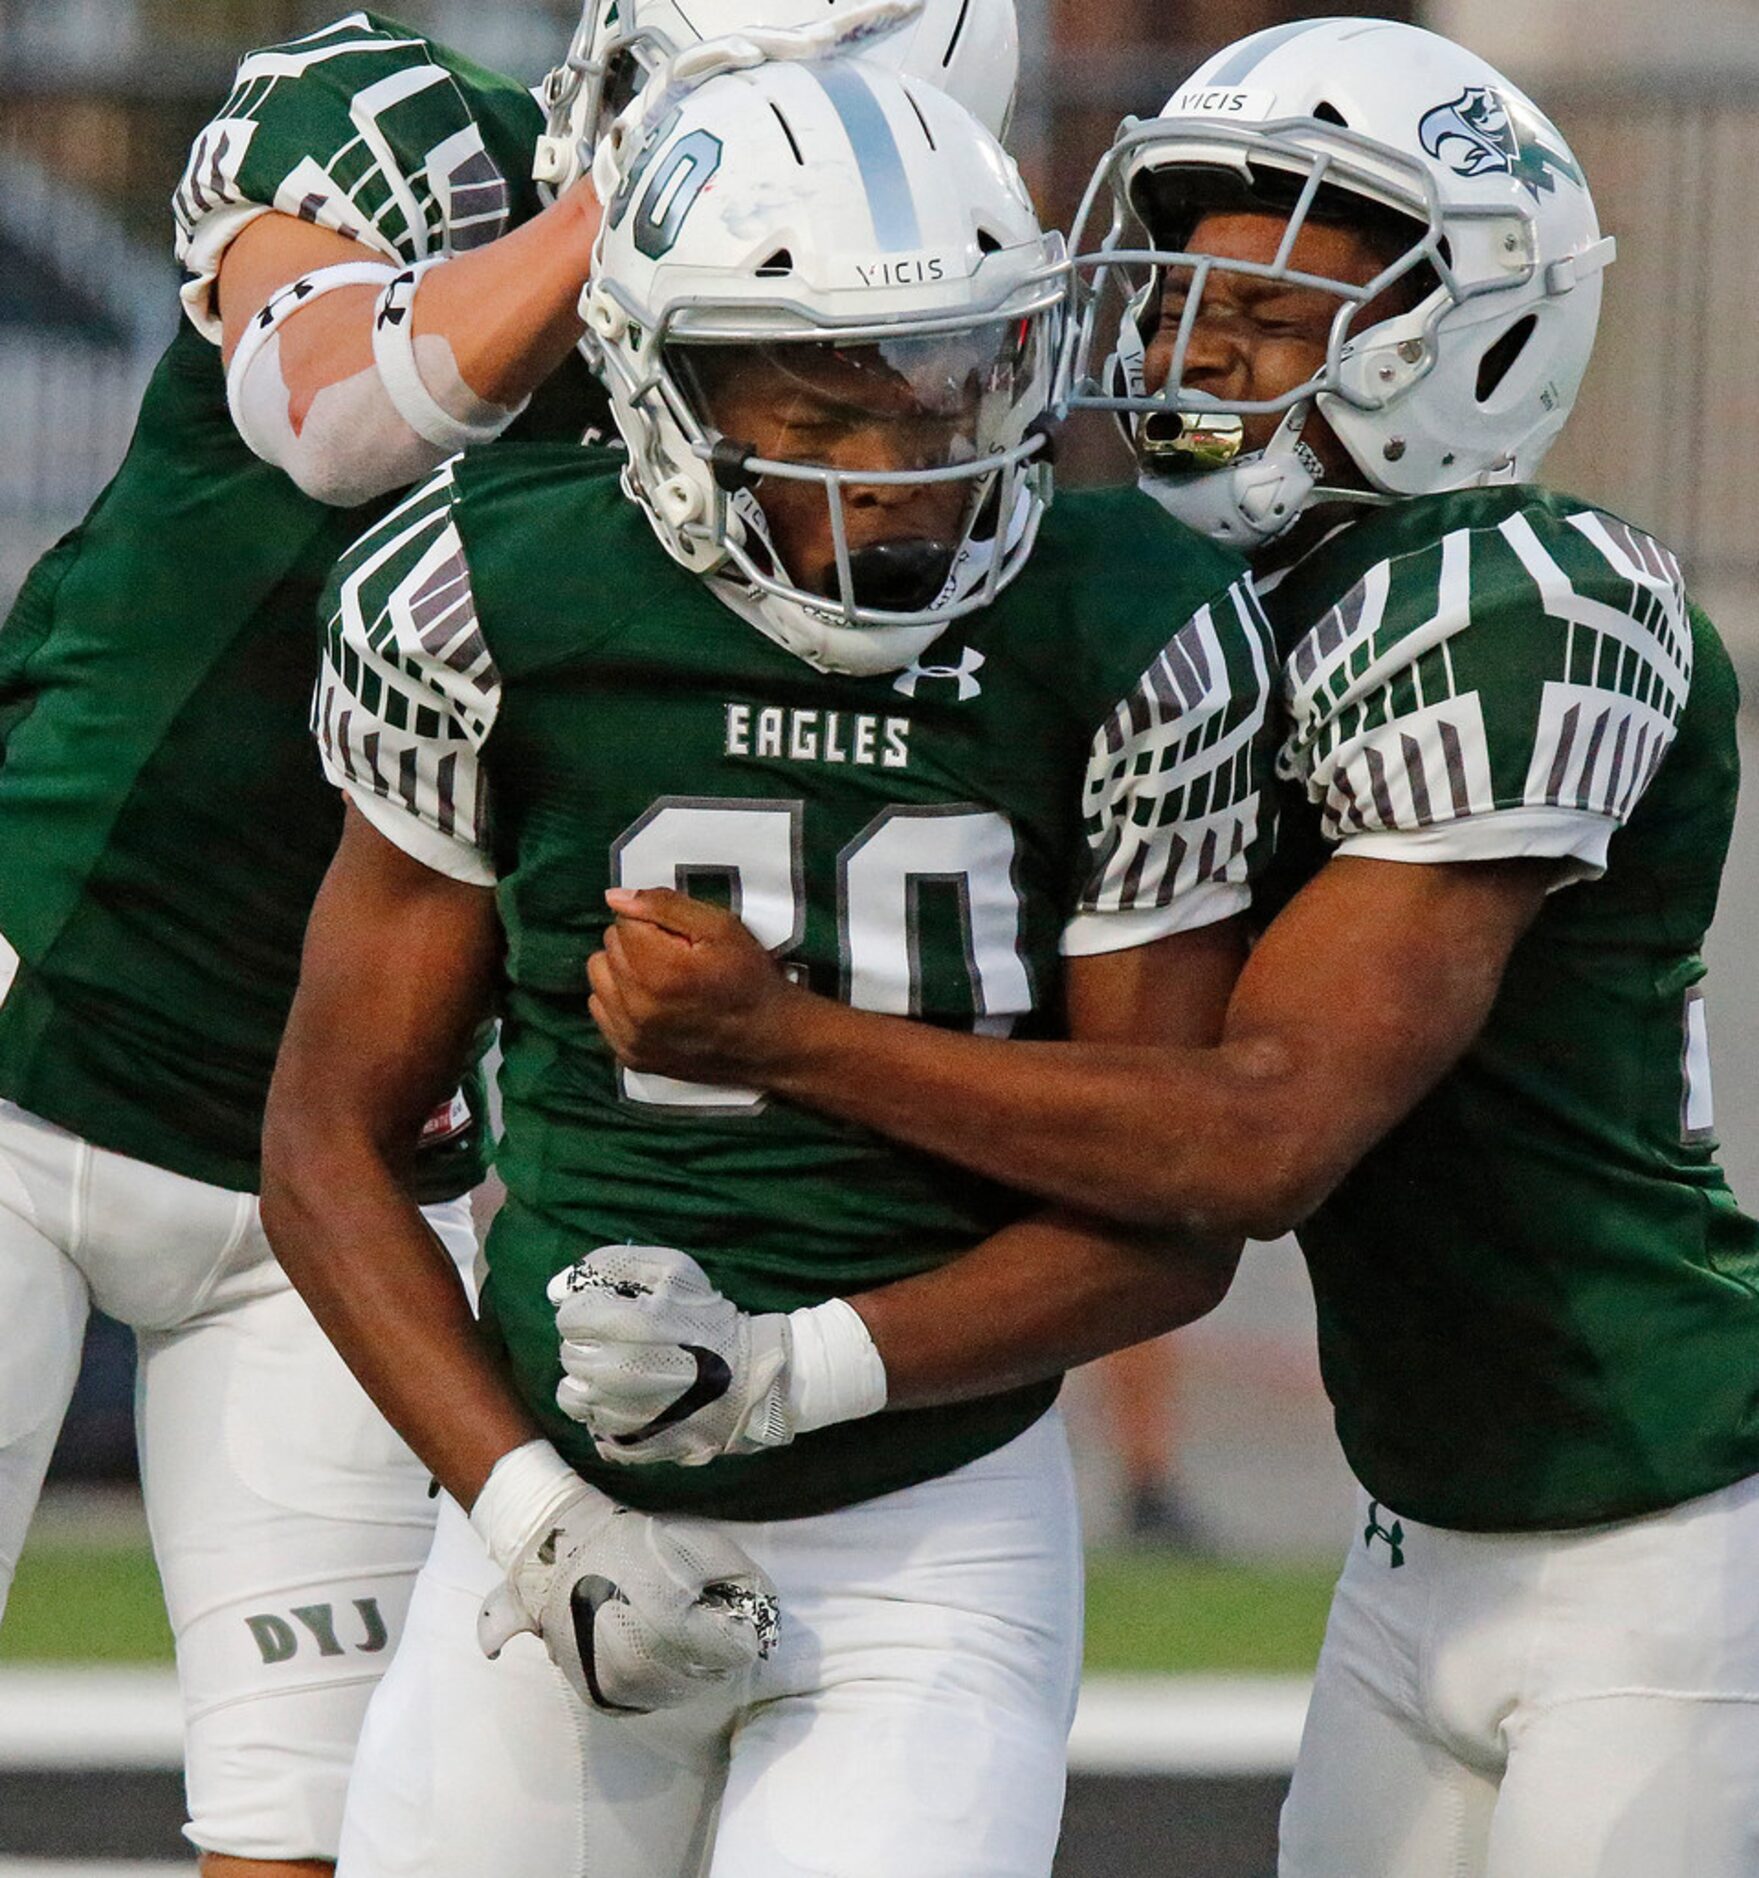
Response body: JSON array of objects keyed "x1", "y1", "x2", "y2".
[
  {"x1": 261, "y1": 1135, "x2": 538, "y2": 1509},
  {"x1": 850, "y1": 1209, "x2": 1241, "y2": 1409},
  {"x1": 219, "y1": 189, "x2": 600, "y2": 505},
  {"x1": 407, "y1": 182, "x2": 599, "y2": 407},
  {"x1": 264, "y1": 809, "x2": 536, "y2": 1504},
  {"x1": 271, "y1": 184, "x2": 598, "y2": 413},
  {"x1": 763, "y1": 990, "x2": 1315, "y2": 1238}
]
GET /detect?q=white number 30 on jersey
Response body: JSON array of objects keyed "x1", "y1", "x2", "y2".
[{"x1": 610, "y1": 797, "x2": 1033, "y2": 1112}]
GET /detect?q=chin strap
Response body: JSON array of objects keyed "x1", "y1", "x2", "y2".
[
  {"x1": 704, "y1": 477, "x2": 1035, "y2": 677},
  {"x1": 707, "y1": 576, "x2": 949, "y2": 677}
]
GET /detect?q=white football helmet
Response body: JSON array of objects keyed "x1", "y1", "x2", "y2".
[
  {"x1": 582, "y1": 58, "x2": 1063, "y2": 676},
  {"x1": 1059, "y1": 18, "x2": 1616, "y2": 548},
  {"x1": 535, "y1": 0, "x2": 1020, "y2": 197}
]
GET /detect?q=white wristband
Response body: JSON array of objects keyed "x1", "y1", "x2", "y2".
[
  {"x1": 468, "y1": 1439, "x2": 592, "y2": 1572},
  {"x1": 784, "y1": 1297, "x2": 888, "y2": 1436},
  {"x1": 371, "y1": 259, "x2": 529, "y2": 453}
]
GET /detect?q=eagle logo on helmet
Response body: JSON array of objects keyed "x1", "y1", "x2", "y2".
[
  {"x1": 1420, "y1": 87, "x2": 1584, "y2": 201},
  {"x1": 1418, "y1": 86, "x2": 1517, "y2": 180}
]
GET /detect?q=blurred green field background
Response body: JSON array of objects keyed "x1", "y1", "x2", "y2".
[{"x1": 0, "y1": 1533, "x2": 1336, "y2": 1674}]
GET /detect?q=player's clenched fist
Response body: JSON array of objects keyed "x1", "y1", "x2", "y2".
[
  {"x1": 551, "y1": 1246, "x2": 889, "y2": 1467},
  {"x1": 588, "y1": 886, "x2": 796, "y2": 1084},
  {"x1": 471, "y1": 1440, "x2": 779, "y2": 1713},
  {"x1": 551, "y1": 1245, "x2": 795, "y2": 1466}
]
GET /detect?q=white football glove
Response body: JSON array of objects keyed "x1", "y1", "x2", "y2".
[
  {"x1": 473, "y1": 1442, "x2": 779, "y2": 1713},
  {"x1": 589, "y1": 0, "x2": 924, "y2": 205},
  {"x1": 549, "y1": 1246, "x2": 890, "y2": 1468},
  {"x1": 550, "y1": 1246, "x2": 795, "y2": 1466}
]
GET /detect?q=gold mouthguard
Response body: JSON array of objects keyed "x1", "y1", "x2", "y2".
[{"x1": 1138, "y1": 410, "x2": 1246, "y2": 472}]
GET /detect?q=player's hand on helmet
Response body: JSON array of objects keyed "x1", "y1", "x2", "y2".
[
  {"x1": 589, "y1": 0, "x2": 923, "y2": 205},
  {"x1": 549, "y1": 1245, "x2": 795, "y2": 1466},
  {"x1": 474, "y1": 1447, "x2": 779, "y2": 1712},
  {"x1": 589, "y1": 886, "x2": 799, "y2": 1085}
]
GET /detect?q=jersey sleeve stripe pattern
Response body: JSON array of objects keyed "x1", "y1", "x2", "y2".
[
  {"x1": 1280, "y1": 505, "x2": 1692, "y2": 871},
  {"x1": 316, "y1": 467, "x2": 501, "y2": 885},
  {"x1": 1073, "y1": 578, "x2": 1274, "y2": 933},
  {"x1": 1285, "y1": 532, "x2": 1498, "y2": 839},
  {"x1": 1508, "y1": 510, "x2": 1691, "y2": 822},
  {"x1": 173, "y1": 15, "x2": 516, "y2": 341}
]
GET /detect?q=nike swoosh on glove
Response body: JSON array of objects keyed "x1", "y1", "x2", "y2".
[
  {"x1": 550, "y1": 1245, "x2": 795, "y2": 1467},
  {"x1": 478, "y1": 1474, "x2": 779, "y2": 1713}
]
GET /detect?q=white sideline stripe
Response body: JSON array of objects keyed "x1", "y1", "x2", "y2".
[
  {"x1": 0, "y1": 1668, "x2": 1311, "y2": 1777},
  {"x1": 0, "y1": 1668, "x2": 183, "y2": 1768},
  {"x1": 0, "y1": 1866, "x2": 193, "y2": 1877},
  {"x1": 1069, "y1": 1676, "x2": 1309, "y2": 1775}
]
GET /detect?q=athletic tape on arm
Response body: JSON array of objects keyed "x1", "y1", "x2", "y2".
[
  {"x1": 226, "y1": 260, "x2": 453, "y2": 507},
  {"x1": 372, "y1": 260, "x2": 531, "y2": 454},
  {"x1": 785, "y1": 1297, "x2": 887, "y2": 1433},
  {"x1": 468, "y1": 1439, "x2": 594, "y2": 1572}
]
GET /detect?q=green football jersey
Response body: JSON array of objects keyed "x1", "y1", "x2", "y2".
[
  {"x1": 1258, "y1": 483, "x2": 1759, "y2": 1531},
  {"x1": 320, "y1": 447, "x2": 1273, "y2": 1520},
  {"x1": 0, "y1": 12, "x2": 606, "y2": 1195}
]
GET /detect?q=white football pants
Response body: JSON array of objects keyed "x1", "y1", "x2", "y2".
[
  {"x1": 338, "y1": 1408, "x2": 1083, "y2": 1878},
  {"x1": 1281, "y1": 1476, "x2": 1759, "y2": 1878},
  {"x1": 0, "y1": 1095, "x2": 477, "y2": 1863}
]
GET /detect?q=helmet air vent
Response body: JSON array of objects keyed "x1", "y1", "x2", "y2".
[
  {"x1": 768, "y1": 103, "x2": 805, "y2": 166},
  {"x1": 904, "y1": 87, "x2": 938, "y2": 150},
  {"x1": 756, "y1": 249, "x2": 794, "y2": 278},
  {"x1": 1476, "y1": 314, "x2": 1538, "y2": 402},
  {"x1": 976, "y1": 227, "x2": 1003, "y2": 255},
  {"x1": 1312, "y1": 100, "x2": 1349, "y2": 128},
  {"x1": 942, "y1": 0, "x2": 974, "y2": 67}
]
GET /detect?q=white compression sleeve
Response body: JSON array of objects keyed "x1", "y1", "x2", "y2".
[
  {"x1": 371, "y1": 260, "x2": 531, "y2": 453},
  {"x1": 226, "y1": 260, "x2": 456, "y2": 507}
]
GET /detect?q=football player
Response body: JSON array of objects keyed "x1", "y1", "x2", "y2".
[
  {"x1": 261, "y1": 58, "x2": 1274, "y2": 1877},
  {"x1": 576, "y1": 21, "x2": 1759, "y2": 1876},
  {"x1": 0, "y1": 4, "x2": 1013, "y2": 1874}
]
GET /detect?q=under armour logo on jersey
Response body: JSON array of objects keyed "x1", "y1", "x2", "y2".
[
  {"x1": 1363, "y1": 1502, "x2": 1405, "y2": 1569},
  {"x1": 893, "y1": 648, "x2": 985, "y2": 701}
]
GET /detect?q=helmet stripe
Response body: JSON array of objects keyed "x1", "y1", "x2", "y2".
[
  {"x1": 811, "y1": 63, "x2": 923, "y2": 253},
  {"x1": 1204, "y1": 17, "x2": 1345, "y2": 87}
]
